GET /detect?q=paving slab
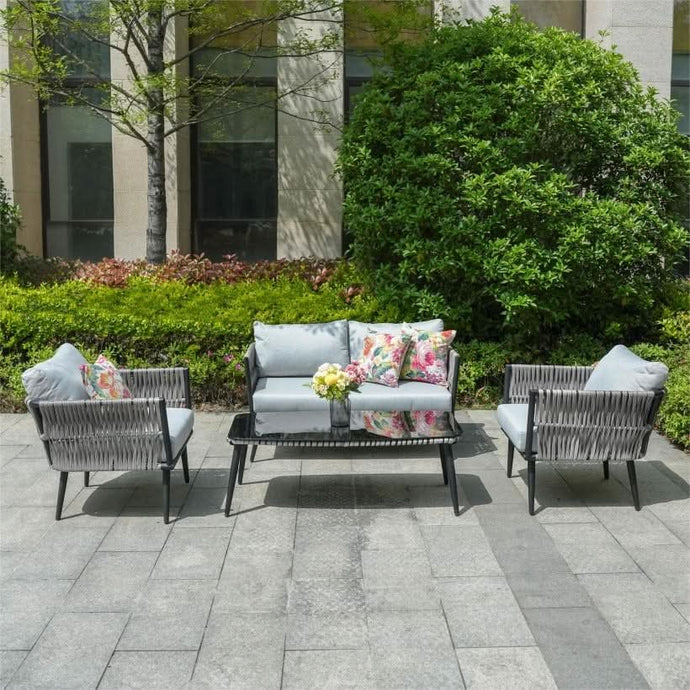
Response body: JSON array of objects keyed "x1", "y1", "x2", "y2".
[
  {"x1": 6, "y1": 611, "x2": 127, "y2": 690},
  {"x1": 371, "y1": 647, "x2": 465, "y2": 689},
  {"x1": 99, "y1": 651, "x2": 197, "y2": 689},
  {"x1": 1, "y1": 410, "x2": 688, "y2": 690},
  {"x1": 64, "y1": 551, "x2": 157, "y2": 612},
  {"x1": 191, "y1": 645, "x2": 284, "y2": 689},
  {"x1": 544, "y1": 522, "x2": 640, "y2": 574},
  {"x1": 421, "y1": 524, "x2": 502, "y2": 577},
  {"x1": 523, "y1": 607, "x2": 649, "y2": 689},
  {"x1": 0, "y1": 650, "x2": 27, "y2": 686},
  {"x1": 282, "y1": 650, "x2": 372, "y2": 689},
  {"x1": 578, "y1": 572, "x2": 690, "y2": 643},
  {"x1": 625, "y1": 642, "x2": 690, "y2": 690},
  {"x1": 456, "y1": 646, "x2": 557, "y2": 690},
  {"x1": 214, "y1": 550, "x2": 291, "y2": 613},
  {"x1": 626, "y1": 543, "x2": 690, "y2": 603},
  {"x1": 286, "y1": 612, "x2": 367, "y2": 650},
  {"x1": 438, "y1": 577, "x2": 535, "y2": 648},
  {"x1": 151, "y1": 527, "x2": 230, "y2": 580},
  {"x1": 117, "y1": 579, "x2": 215, "y2": 651}
]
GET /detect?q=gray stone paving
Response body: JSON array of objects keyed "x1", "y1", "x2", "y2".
[{"x1": 0, "y1": 409, "x2": 689, "y2": 689}]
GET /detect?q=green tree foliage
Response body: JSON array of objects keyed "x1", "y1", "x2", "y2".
[
  {"x1": 0, "y1": 178, "x2": 23, "y2": 272},
  {"x1": 1, "y1": 0, "x2": 432, "y2": 263},
  {"x1": 337, "y1": 11, "x2": 690, "y2": 344}
]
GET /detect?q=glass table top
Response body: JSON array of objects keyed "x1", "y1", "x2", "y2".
[{"x1": 228, "y1": 409, "x2": 462, "y2": 447}]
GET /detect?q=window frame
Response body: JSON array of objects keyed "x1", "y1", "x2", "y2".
[{"x1": 190, "y1": 70, "x2": 279, "y2": 259}]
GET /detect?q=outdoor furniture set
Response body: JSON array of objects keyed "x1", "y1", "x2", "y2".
[{"x1": 22, "y1": 320, "x2": 668, "y2": 521}]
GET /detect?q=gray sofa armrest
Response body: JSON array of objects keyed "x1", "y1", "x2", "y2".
[
  {"x1": 448, "y1": 349, "x2": 460, "y2": 410},
  {"x1": 525, "y1": 388, "x2": 663, "y2": 462},
  {"x1": 120, "y1": 367, "x2": 191, "y2": 408},
  {"x1": 504, "y1": 364, "x2": 593, "y2": 404},
  {"x1": 244, "y1": 342, "x2": 259, "y2": 412},
  {"x1": 28, "y1": 397, "x2": 174, "y2": 470}
]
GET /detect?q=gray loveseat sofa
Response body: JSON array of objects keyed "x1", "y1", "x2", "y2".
[{"x1": 244, "y1": 319, "x2": 459, "y2": 414}]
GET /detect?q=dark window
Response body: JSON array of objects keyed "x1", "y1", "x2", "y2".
[
  {"x1": 191, "y1": 3, "x2": 278, "y2": 261},
  {"x1": 511, "y1": 0, "x2": 584, "y2": 36},
  {"x1": 192, "y1": 82, "x2": 277, "y2": 261},
  {"x1": 43, "y1": 2, "x2": 114, "y2": 263}
]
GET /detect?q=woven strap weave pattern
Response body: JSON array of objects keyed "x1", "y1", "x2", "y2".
[
  {"x1": 120, "y1": 368, "x2": 189, "y2": 408},
  {"x1": 508, "y1": 364, "x2": 593, "y2": 404},
  {"x1": 39, "y1": 398, "x2": 166, "y2": 471},
  {"x1": 534, "y1": 389, "x2": 656, "y2": 462}
]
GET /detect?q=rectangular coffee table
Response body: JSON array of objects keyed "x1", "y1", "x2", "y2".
[{"x1": 225, "y1": 409, "x2": 463, "y2": 516}]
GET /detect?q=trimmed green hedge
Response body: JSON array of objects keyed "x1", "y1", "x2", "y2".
[
  {"x1": 0, "y1": 276, "x2": 394, "y2": 408},
  {"x1": 1, "y1": 275, "x2": 687, "y2": 450}
]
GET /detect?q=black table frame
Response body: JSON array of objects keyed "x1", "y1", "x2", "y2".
[{"x1": 225, "y1": 412, "x2": 462, "y2": 516}]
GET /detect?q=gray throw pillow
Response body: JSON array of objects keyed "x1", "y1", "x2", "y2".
[
  {"x1": 22, "y1": 343, "x2": 90, "y2": 401},
  {"x1": 254, "y1": 320, "x2": 350, "y2": 377},
  {"x1": 584, "y1": 344, "x2": 668, "y2": 392}
]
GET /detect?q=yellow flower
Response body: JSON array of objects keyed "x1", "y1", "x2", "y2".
[{"x1": 324, "y1": 373, "x2": 339, "y2": 386}]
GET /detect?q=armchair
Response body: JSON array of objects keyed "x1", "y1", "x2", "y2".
[
  {"x1": 27, "y1": 365, "x2": 193, "y2": 524},
  {"x1": 499, "y1": 362, "x2": 664, "y2": 515}
]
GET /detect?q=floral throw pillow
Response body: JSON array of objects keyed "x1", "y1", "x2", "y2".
[
  {"x1": 400, "y1": 327, "x2": 457, "y2": 386},
  {"x1": 360, "y1": 333, "x2": 411, "y2": 388},
  {"x1": 80, "y1": 355, "x2": 132, "y2": 400},
  {"x1": 408, "y1": 410, "x2": 452, "y2": 438},
  {"x1": 363, "y1": 411, "x2": 409, "y2": 439}
]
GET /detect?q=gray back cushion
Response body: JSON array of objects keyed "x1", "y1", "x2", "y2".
[
  {"x1": 584, "y1": 344, "x2": 668, "y2": 392},
  {"x1": 22, "y1": 343, "x2": 90, "y2": 401},
  {"x1": 348, "y1": 319, "x2": 444, "y2": 362},
  {"x1": 254, "y1": 320, "x2": 350, "y2": 377}
]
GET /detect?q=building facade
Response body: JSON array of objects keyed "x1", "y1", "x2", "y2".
[{"x1": 1, "y1": 0, "x2": 687, "y2": 263}]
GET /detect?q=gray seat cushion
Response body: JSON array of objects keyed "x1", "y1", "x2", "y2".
[
  {"x1": 348, "y1": 319, "x2": 444, "y2": 362},
  {"x1": 253, "y1": 377, "x2": 452, "y2": 413},
  {"x1": 22, "y1": 343, "x2": 90, "y2": 402},
  {"x1": 254, "y1": 320, "x2": 349, "y2": 377},
  {"x1": 351, "y1": 381, "x2": 452, "y2": 411},
  {"x1": 253, "y1": 377, "x2": 329, "y2": 412},
  {"x1": 584, "y1": 344, "x2": 668, "y2": 392},
  {"x1": 497, "y1": 403, "x2": 537, "y2": 453},
  {"x1": 166, "y1": 407, "x2": 194, "y2": 459}
]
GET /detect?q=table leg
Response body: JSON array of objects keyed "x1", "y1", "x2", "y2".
[
  {"x1": 238, "y1": 446, "x2": 247, "y2": 485},
  {"x1": 225, "y1": 445, "x2": 242, "y2": 517},
  {"x1": 443, "y1": 444, "x2": 460, "y2": 516},
  {"x1": 438, "y1": 445, "x2": 449, "y2": 485}
]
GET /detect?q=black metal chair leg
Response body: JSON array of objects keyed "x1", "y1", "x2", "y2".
[
  {"x1": 527, "y1": 459, "x2": 536, "y2": 515},
  {"x1": 181, "y1": 448, "x2": 190, "y2": 484},
  {"x1": 439, "y1": 446, "x2": 449, "y2": 485},
  {"x1": 603, "y1": 460, "x2": 609, "y2": 480},
  {"x1": 56, "y1": 471, "x2": 69, "y2": 520},
  {"x1": 507, "y1": 440, "x2": 515, "y2": 478},
  {"x1": 162, "y1": 468, "x2": 171, "y2": 524},
  {"x1": 238, "y1": 446, "x2": 247, "y2": 485},
  {"x1": 627, "y1": 460, "x2": 641, "y2": 511},
  {"x1": 83, "y1": 471, "x2": 89, "y2": 487},
  {"x1": 249, "y1": 445, "x2": 258, "y2": 463},
  {"x1": 225, "y1": 445, "x2": 242, "y2": 516},
  {"x1": 443, "y1": 445, "x2": 460, "y2": 516}
]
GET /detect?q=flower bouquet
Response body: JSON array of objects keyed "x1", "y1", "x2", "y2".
[{"x1": 310, "y1": 361, "x2": 366, "y2": 427}]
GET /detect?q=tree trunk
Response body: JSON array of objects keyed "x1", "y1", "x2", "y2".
[
  {"x1": 146, "y1": 126, "x2": 167, "y2": 264},
  {"x1": 146, "y1": 6, "x2": 167, "y2": 264}
]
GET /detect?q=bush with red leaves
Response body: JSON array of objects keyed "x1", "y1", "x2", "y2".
[{"x1": 72, "y1": 252, "x2": 341, "y2": 290}]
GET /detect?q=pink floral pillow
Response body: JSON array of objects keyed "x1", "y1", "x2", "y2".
[
  {"x1": 80, "y1": 355, "x2": 132, "y2": 400},
  {"x1": 400, "y1": 328, "x2": 456, "y2": 386},
  {"x1": 408, "y1": 410, "x2": 452, "y2": 438},
  {"x1": 363, "y1": 411, "x2": 409, "y2": 439},
  {"x1": 360, "y1": 333, "x2": 411, "y2": 388}
]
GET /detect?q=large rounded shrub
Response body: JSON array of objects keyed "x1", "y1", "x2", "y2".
[{"x1": 338, "y1": 11, "x2": 690, "y2": 343}]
